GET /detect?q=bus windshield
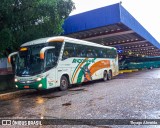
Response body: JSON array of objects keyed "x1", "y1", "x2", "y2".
[
  {"x1": 16, "y1": 42, "x2": 62, "y2": 76},
  {"x1": 16, "y1": 44, "x2": 45, "y2": 76},
  {"x1": 16, "y1": 44, "x2": 46, "y2": 76}
]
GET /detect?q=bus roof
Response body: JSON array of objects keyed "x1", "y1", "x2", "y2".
[{"x1": 21, "y1": 36, "x2": 116, "y2": 50}]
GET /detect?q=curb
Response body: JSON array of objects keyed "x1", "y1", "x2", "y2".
[{"x1": 0, "y1": 89, "x2": 35, "y2": 100}]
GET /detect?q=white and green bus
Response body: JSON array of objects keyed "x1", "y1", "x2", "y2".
[{"x1": 8, "y1": 36, "x2": 119, "y2": 91}]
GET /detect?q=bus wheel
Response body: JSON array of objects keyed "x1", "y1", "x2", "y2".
[
  {"x1": 59, "y1": 76, "x2": 69, "y2": 91},
  {"x1": 103, "y1": 71, "x2": 108, "y2": 81},
  {"x1": 107, "y1": 70, "x2": 112, "y2": 80}
]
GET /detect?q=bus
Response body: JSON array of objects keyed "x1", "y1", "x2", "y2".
[
  {"x1": 8, "y1": 36, "x2": 119, "y2": 91},
  {"x1": 119, "y1": 56, "x2": 160, "y2": 70}
]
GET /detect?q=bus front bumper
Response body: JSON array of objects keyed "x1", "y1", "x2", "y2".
[{"x1": 15, "y1": 78, "x2": 47, "y2": 90}]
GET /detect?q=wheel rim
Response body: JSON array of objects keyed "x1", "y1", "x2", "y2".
[
  {"x1": 108, "y1": 74, "x2": 111, "y2": 79},
  {"x1": 108, "y1": 71, "x2": 112, "y2": 79},
  {"x1": 104, "y1": 72, "x2": 107, "y2": 81},
  {"x1": 61, "y1": 79, "x2": 67, "y2": 88}
]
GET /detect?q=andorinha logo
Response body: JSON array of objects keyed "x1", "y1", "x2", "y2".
[{"x1": 72, "y1": 58, "x2": 96, "y2": 63}]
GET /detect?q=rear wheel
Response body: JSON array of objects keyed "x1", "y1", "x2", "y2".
[
  {"x1": 107, "y1": 70, "x2": 112, "y2": 80},
  {"x1": 103, "y1": 71, "x2": 108, "y2": 81},
  {"x1": 59, "y1": 76, "x2": 69, "y2": 91}
]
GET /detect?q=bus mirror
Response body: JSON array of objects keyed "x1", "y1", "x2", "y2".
[
  {"x1": 8, "y1": 52, "x2": 18, "y2": 63},
  {"x1": 40, "y1": 46, "x2": 55, "y2": 60}
]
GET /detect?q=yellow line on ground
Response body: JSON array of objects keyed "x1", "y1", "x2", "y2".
[
  {"x1": 132, "y1": 69, "x2": 139, "y2": 71},
  {"x1": 119, "y1": 70, "x2": 133, "y2": 73},
  {"x1": 119, "y1": 69, "x2": 139, "y2": 73},
  {"x1": 119, "y1": 71, "x2": 124, "y2": 74}
]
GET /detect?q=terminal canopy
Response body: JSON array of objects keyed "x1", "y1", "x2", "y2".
[{"x1": 63, "y1": 3, "x2": 160, "y2": 57}]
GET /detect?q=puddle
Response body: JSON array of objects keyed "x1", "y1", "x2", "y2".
[
  {"x1": 95, "y1": 126, "x2": 112, "y2": 128},
  {"x1": 69, "y1": 88, "x2": 88, "y2": 91},
  {"x1": 0, "y1": 113, "x2": 16, "y2": 117},
  {"x1": 98, "y1": 97, "x2": 104, "y2": 100},
  {"x1": 35, "y1": 97, "x2": 45, "y2": 104},
  {"x1": 62, "y1": 102, "x2": 72, "y2": 106},
  {"x1": 42, "y1": 95, "x2": 61, "y2": 99}
]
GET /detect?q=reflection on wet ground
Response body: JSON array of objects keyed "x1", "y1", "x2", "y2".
[
  {"x1": 0, "y1": 83, "x2": 90, "y2": 118},
  {"x1": 62, "y1": 102, "x2": 72, "y2": 106}
]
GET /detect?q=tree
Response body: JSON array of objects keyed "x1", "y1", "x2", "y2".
[{"x1": 0, "y1": 0, "x2": 75, "y2": 57}]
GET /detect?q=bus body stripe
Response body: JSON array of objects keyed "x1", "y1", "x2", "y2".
[
  {"x1": 76, "y1": 60, "x2": 110, "y2": 83},
  {"x1": 90, "y1": 60, "x2": 110, "y2": 76},
  {"x1": 77, "y1": 63, "x2": 90, "y2": 83},
  {"x1": 72, "y1": 58, "x2": 88, "y2": 83},
  {"x1": 71, "y1": 63, "x2": 81, "y2": 83}
]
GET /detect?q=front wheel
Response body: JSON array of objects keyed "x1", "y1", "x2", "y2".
[
  {"x1": 107, "y1": 70, "x2": 112, "y2": 80},
  {"x1": 59, "y1": 76, "x2": 69, "y2": 91}
]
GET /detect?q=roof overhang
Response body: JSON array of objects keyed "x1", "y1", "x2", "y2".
[{"x1": 63, "y1": 3, "x2": 160, "y2": 57}]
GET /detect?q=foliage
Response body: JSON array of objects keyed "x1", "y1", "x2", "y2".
[{"x1": 0, "y1": 0, "x2": 75, "y2": 57}]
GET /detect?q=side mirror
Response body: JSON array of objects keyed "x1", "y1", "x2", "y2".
[
  {"x1": 8, "y1": 52, "x2": 18, "y2": 63},
  {"x1": 40, "y1": 46, "x2": 55, "y2": 59}
]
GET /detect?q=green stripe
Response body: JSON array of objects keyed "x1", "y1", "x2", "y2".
[
  {"x1": 77, "y1": 63, "x2": 90, "y2": 83},
  {"x1": 76, "y1": 58, "x2": 97, "y2": 83},
  {"x1": 71, "y1": 63, "x2": 81, "y2": 83}
]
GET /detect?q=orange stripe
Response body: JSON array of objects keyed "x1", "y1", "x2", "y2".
[
  {"x1": 48, "y1": 38, "x2": 64, "y2": 42},
  {"x1": 90, "y1": 60, "x2": 110, "y2": 76},
  {"x1": 72, "y1": 58, "x2": 88, "y2": 83},
  {"x1": 8, "y1": 57, "x2": 11, "y2": 63}
]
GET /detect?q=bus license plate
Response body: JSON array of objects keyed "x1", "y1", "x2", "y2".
[{"x1": 24, "y1": 86, "x2": 29, "y2": 89}]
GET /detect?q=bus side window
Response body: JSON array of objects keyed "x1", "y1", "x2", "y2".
[
  {"x1": 62, "y1": 42, "x2": 75, "y2": 60},
  {"x1": 93, "y1": 47, "x2": 98, "y2": 57},
  {"x1": 48, "y1": 42, "x2": 63, "y2": 58},
  {"x1": 106, "y1": 49, "x2": 116, "y2": 58},
  {"x1": 98, "y1": 48, "x2": 103, "y2": 58},
  {"x1": 75, "y1": 44, "x2": 86, "y2": 57},
  {"x1": 86, "y1": 46, "x2": 94, "y2": 58}
]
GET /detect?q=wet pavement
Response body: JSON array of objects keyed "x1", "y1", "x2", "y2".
[{"x1": 1, "y1": 69, "x2": 160, "y2": 128}]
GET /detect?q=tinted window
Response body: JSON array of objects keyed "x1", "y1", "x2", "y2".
[
  {"x1": 62, "y1": 42, "x2": 76, "y2": 59},
  {"x1": 75, "y1": 44, "x2": 86, "y2": 57},
  {"x1": 62, "y1": 42, "x2": 117, "y2": 59},
  {"x1": 48, "y1": 42, "x2": 63, "y2": 57},
  {"x1": 86, "y1": 46, "x2": 94, "y2": 58},
  {"x1": 45, "y1": 49, "x2": 57, "y2": 71}
]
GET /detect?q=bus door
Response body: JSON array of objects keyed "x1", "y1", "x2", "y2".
[{"x1": 44, "y1": 49, "x2": 57, "y2": 88}]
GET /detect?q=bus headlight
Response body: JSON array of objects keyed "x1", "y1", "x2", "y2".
[
  {"x1": 15, "y1": 78, "x2": 18, "y2": 82},
  {"x1": 15, "y1": 85, "x2": 18, "y2": 88},
  {"x1": 38, "y1": 84, "x2": 42, "y2": 88},
  {"x1": 36, "y1": 77, "x2": 42, "y2": 81}
]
